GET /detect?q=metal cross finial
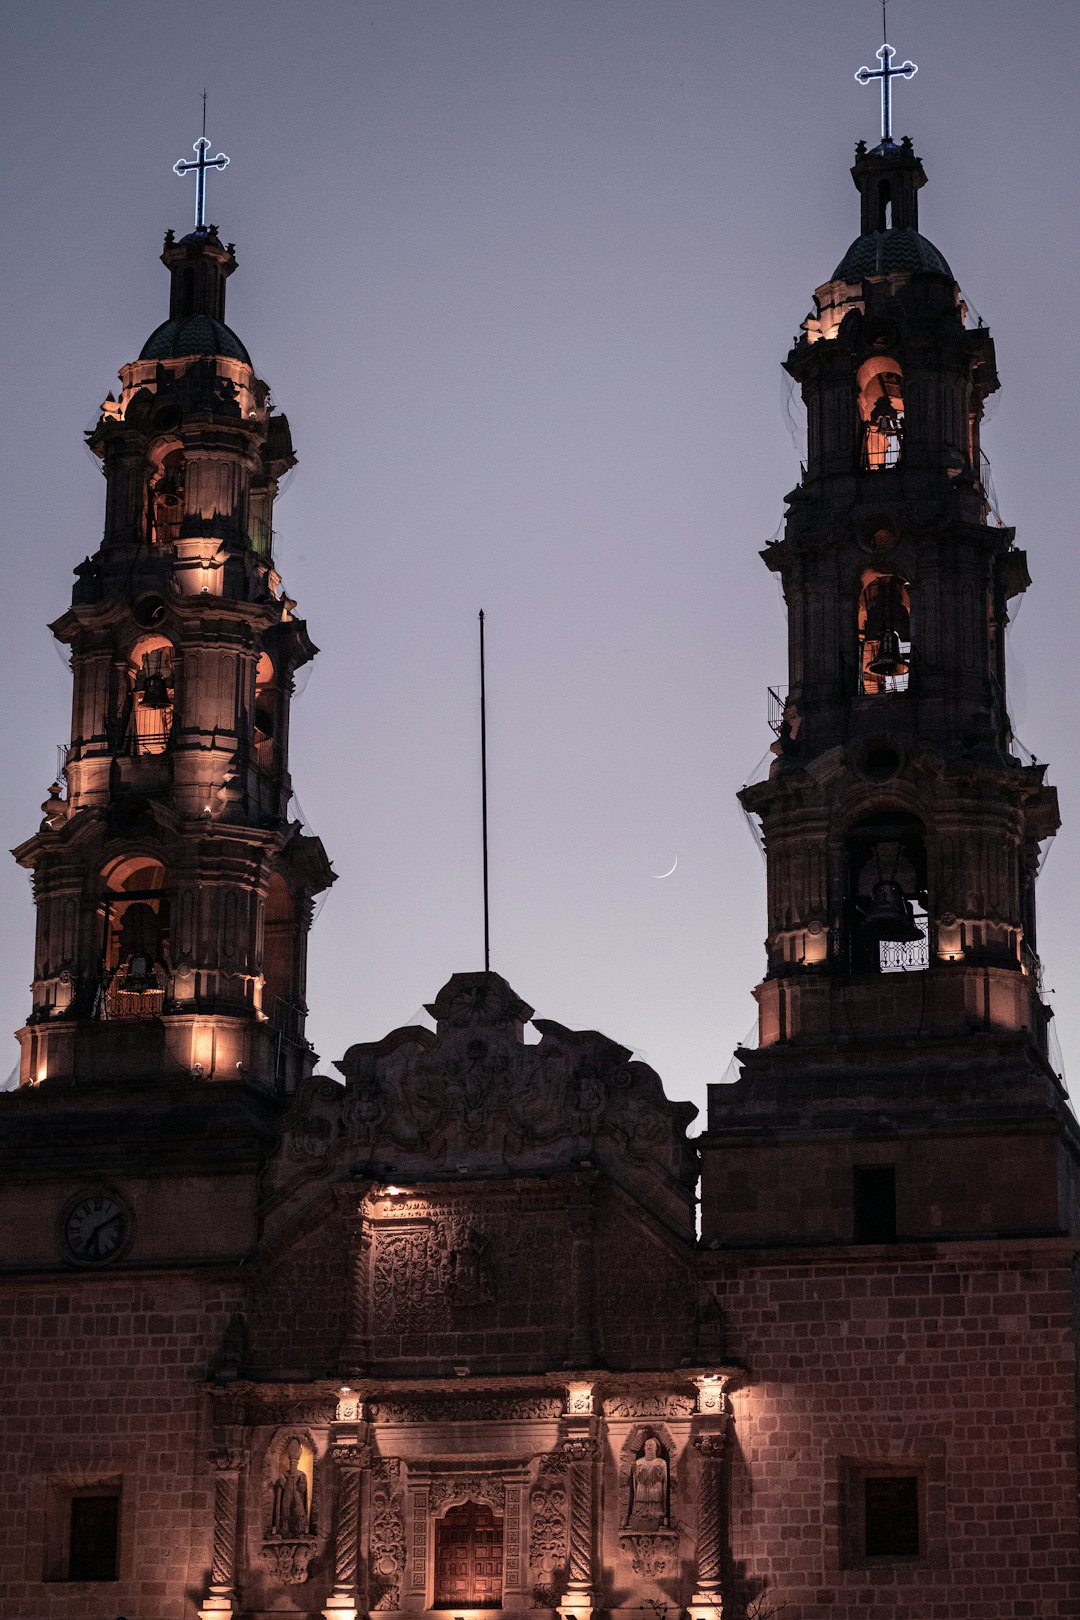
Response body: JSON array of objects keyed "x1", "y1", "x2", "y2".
[
  {"x1": 855, "y1": 39, "x2": 917, "y2": 144},
  {"x1": 173, "y1": 102, "x2": 229, "y2": 230}
]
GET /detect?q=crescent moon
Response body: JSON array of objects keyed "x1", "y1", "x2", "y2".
[{"x1": 653, "y1": 857, "x2": 678, "y2": 880}]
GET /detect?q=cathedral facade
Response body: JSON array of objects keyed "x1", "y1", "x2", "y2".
[{"x1": 1, "y1": 96, "x2": 1078, "y2": 1620}]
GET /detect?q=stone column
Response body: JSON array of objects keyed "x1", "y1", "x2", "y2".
[
  {"x1": 689, "y1": 1431, "x2": 727, "y2": 1619},
  {"x1": 199, "y1": 1447, "x2": 244, "y2": 1620},
  {"x1": 560, "y1": 1436, "x2": 598, "y2": 1619},
  {"x1": 337, "y1": 1190, "x2": 371, "y2": 1375},
  {"x1": 323, "y1": 1441, "x2": 370, "y2": 1620}
]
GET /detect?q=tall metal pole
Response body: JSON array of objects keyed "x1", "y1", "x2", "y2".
[{"x1": 479, "y1": 610, "x2": 490, "y2": 972}]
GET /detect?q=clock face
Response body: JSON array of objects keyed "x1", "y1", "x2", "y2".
[{"x1": 62, "y1": 1192, "x2": 131, "y2": 1265}]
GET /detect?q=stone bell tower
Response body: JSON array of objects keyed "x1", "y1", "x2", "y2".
[
  {"x1": 703, "y1": 119, "x2": 1071, "y2": 1244},
  {"x1": 12, "y1": 216, "x2": 334, "y2": 1092}
]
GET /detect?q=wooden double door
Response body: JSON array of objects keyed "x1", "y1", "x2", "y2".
[{"x1": 434, "y1": 1499, "x2": 504, "y2": 1608}]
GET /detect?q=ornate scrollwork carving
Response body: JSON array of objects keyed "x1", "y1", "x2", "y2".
[
  {"x1": 603, "y1": 1393, "x2": 695, "y2": 1419},
  {"x1": 618, "y1": 1530, "x2": 679, "y2": 1578},
  {"x1": 208, "y1": 1446, "x2": 245, "y2": 1472},
  {"x1": 429, "y1": 1473, "x2": 506, "y2": 1513},
  {"x1": 369, "y1": 1460, "x2": 406, "y2": 1611},
  {"x1": 528, "y1": 1477, "x2": 568, "y2": 1578},
  {"x1": 560, "y1": 1437, "x2": 598, "y2": 1463},
  {"x1": 370, "y1": 1393, "x2": 561, "y2": 1423},
  {"x1": 330, "y1": 1442, "x2": 371, "y2": 1470},
  {"x1": 260, "y1": 1537, "x2": 317, "y2": 1585}
]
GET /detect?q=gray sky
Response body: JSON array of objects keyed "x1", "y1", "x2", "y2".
[{"x1": 2, "y1": 0, "x2": 1076, "y2": 1118}]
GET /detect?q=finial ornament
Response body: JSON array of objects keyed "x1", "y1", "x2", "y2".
[
  {"x1": 855, "y1": 21, "x2": 917, "y2": 146},
  {"x1": 173, "y1": 96, "x2": 229, "y2": 230}
]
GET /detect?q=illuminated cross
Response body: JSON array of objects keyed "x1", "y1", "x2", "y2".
[
  {"x1": 855, "y1": 42, "x2": 918, "y2": 144},
  {"x1": 173, "y1": 105, "x2": 230, "y2": 230}
]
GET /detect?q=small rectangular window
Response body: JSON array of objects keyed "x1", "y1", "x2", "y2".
[
  {"x1": 68, "y1": 1494, "x2": 119, "y2": 1581},
  {"x1": 853, "y1": 1165, "x2": 896, "y2": 1243},
  {"x1": 864, "y1": 1474, "x2": 920, "y2": 1558},
  {"x1": 44, "y1": 1479, "x2": 121, "y2": 1582}
]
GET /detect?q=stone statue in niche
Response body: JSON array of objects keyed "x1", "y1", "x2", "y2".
[
  {"x1": 272, "y1": 1438, "x2": 311, "y2": 1536},
  {"x1": 626, "y1": 1437, "x2": 670, "y2": 1530},
  {"x1": 261, "y1": 1435, "x2": 318, "y2": 1586}
]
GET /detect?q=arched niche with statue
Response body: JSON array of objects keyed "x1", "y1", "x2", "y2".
[
  {"x1": 617, "y1": 1423, "x2": 680, "y2": 1580},
  {"x1": 260, "y1": 1427, "x2": 321, "y2": 1586}
]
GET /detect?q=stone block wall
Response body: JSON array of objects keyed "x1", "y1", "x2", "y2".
[
  {"x1": 0, "y1": 1270, "x2": 240, "y2": 1620},
  {"x1": 711, "y1": 1242, "x2": 1080, "y2": 1618}
]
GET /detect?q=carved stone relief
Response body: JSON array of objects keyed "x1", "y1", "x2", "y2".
[
  {"x1": 505, "y1": 1482, "x2": 524, "y2": 1591},
  {"x1": 370, "y1": 1394, "x2": 562, "y2": 1424},
  {"x1": 439, "y1": 1213, "x2": 495, "y2": 1306},
  {"x1": 617, "y1": 1531, "x2": 678, "y2": 1579},
  {"x1": 334, "y1": 972, "x2": 700, "y2": 1229},
  {"x1": 369, "y1": 1210, "x2": 498, "y2": 1331},
  {"x1": 603, "y1": 1393, "x2": 695, "y2": 1419},
  {"x1": 429, "y1": 1474, "x2": 507, "y2": 1514},
  {"x1": 528, "y1": 1476, "x2": 568, "y2": 1585},
  {"x1": 261, "y1": 1539, "x2": 317, "y2": 1585},
  {"x1": 369, "y1": 1460, "x2": 406, "y2": 1611},
  {"x1": 371, "y1": 1225, "x2": 439, "y2": 1331},
  {"x1": 282, "y1": 1075, "x2": 342, "y2": 1163}
]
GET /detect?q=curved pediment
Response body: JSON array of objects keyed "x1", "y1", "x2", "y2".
[{"x1": 286, "y1": 972, "x2": 698, "y2": 1235}]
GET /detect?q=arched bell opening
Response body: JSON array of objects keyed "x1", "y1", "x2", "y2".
[
  {"x1": 857, "y1": 355, "x2": 904, "y2": 471},
  {"x1": 127, "y1": 633, "x2": 175, "y2": 755},
  {"x1": 253, "y1": 650, "x2": 281, "y2": 775},
  {"x1": 99, "y1": 856, "x2": 170, "y2": 1018},
  {"x1": 843, "y1": 811, "x2": 929, "y2": 975},
  {"x1": 433, "y1": 1500, "x2": 504, "y2": 1609},
  {"x1": 147, "y1": 445, "x2": 185, "y2": 547},
  {"x1": 857, "y1": 569, "x2": 911, "y2": 695}
]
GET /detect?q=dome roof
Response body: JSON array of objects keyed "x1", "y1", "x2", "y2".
[
  {"x1": 832, "y1": 227, "x2": 953, "y2": 283},
  {"x1": 139, "y1": 314, "x2": 251, "y2": 365}
]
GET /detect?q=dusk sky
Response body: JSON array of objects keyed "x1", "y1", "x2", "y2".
[{"x1": 1, "y1": 0, "x2": 1076, "y2": 1117}]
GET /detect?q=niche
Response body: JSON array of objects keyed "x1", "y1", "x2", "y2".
[{"x1": 261, "y1": 1431, "x2": 318, "y2": 1587}]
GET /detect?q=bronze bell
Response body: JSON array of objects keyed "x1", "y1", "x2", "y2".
[
  {"x1": 862, "y1": 879, "x2": 923, "y2": 942},
  {"x1": 867, "y1": 629, "x2": 910, "y2": 679},
  {"x1": 140, "y1": 672, "x2": 171, "y2": 709},
  {"x1": 120, "y1": 950, "x2": 153, "y2": 991}
]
